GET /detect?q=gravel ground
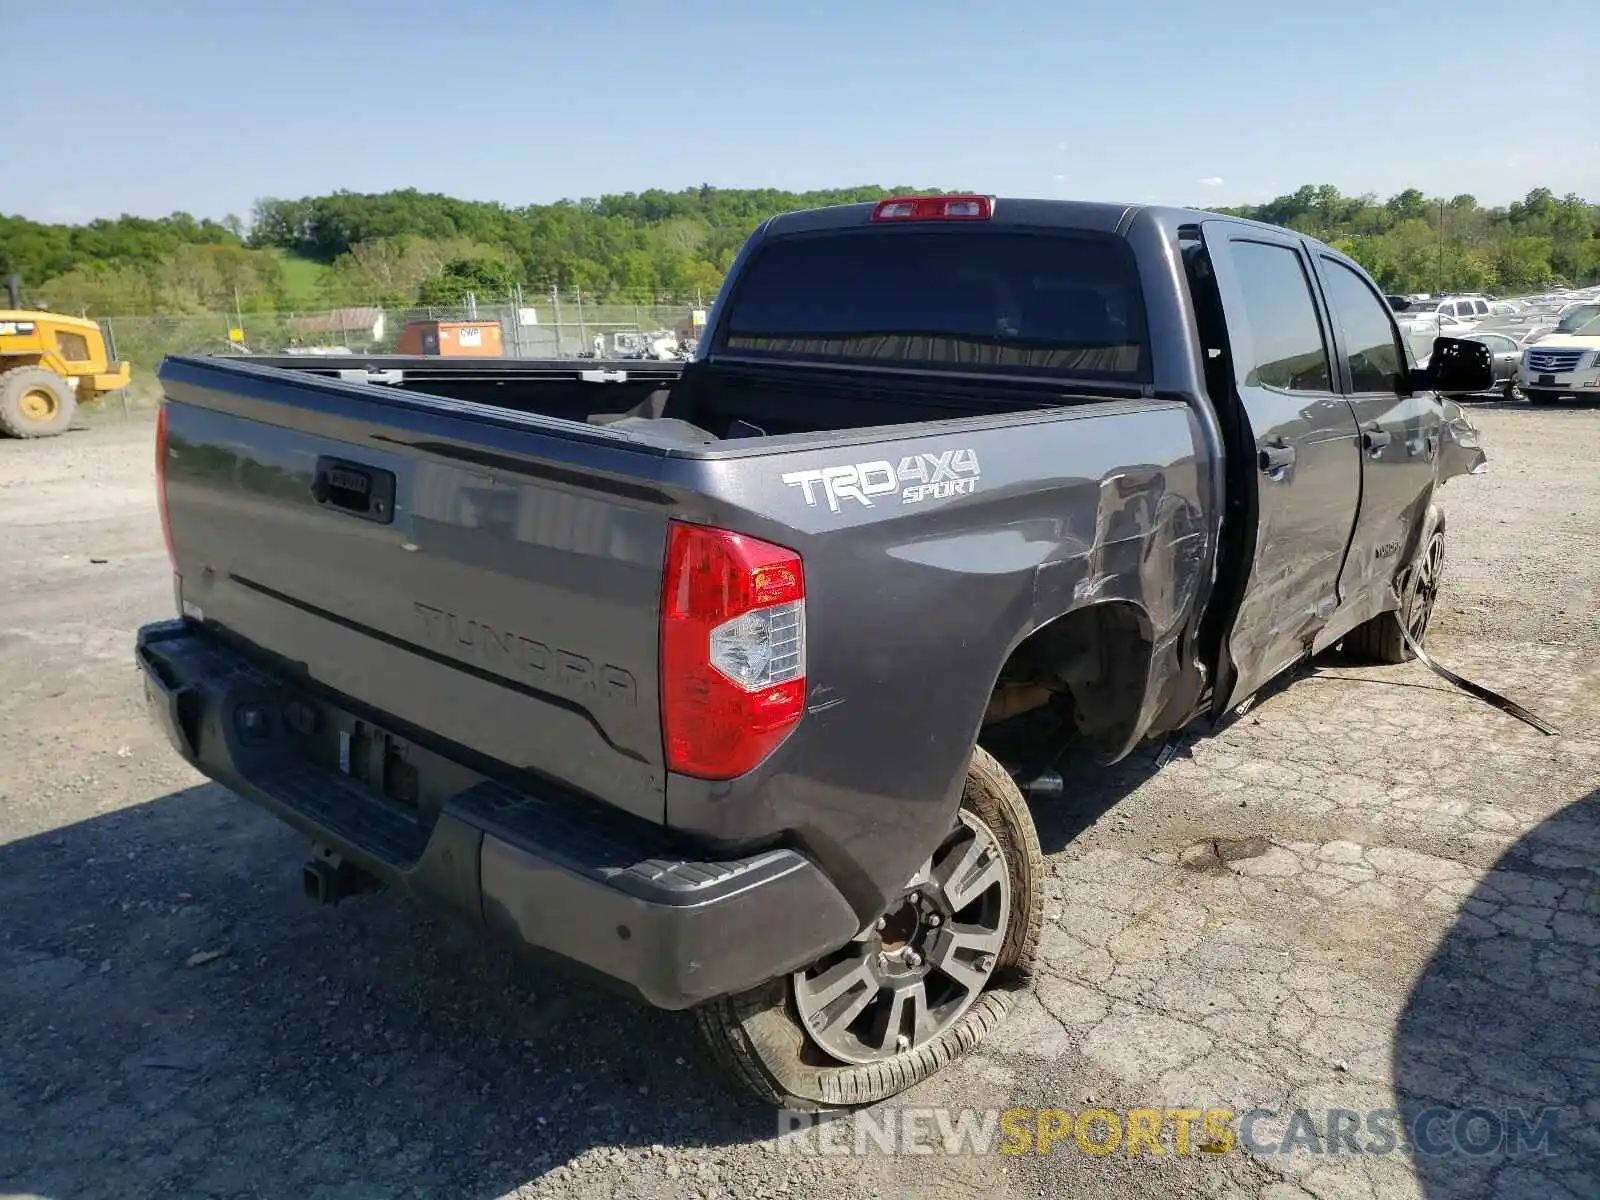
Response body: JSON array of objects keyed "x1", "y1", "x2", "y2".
[{"x1": 1, "y1": 404, "x2": 1596, "y2": 1200}]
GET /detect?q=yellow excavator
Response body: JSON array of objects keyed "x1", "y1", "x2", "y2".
[{"x1": 0, "y1": 275, "x2": 131, "y2": 438}]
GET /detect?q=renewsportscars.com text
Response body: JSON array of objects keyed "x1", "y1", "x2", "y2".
[{"x1": 776, "y1": 1105, "x2": 1565, "y2": 1159}]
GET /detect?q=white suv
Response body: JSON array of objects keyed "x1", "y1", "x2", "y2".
[
  {"x1": 1517, "y1": 313, "x2": 1600, "y2": 405},
  {"x1": 1394, "y1": 296, "x2": 1485, "y2": 360},
  {"x1": 1397, "y1": 294, "x2": 1491, "y2": 331}
]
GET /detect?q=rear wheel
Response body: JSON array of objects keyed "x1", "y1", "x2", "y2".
[
  {"x1": 1343, "y1": 523, "x2": 1445, "y2": 664},
  {"x1": 695, "y1": 745, "x2": 1044, "y2": 1108},
  {"x1": 0, "y1": 367, "x2": 76, "y2": 438}
]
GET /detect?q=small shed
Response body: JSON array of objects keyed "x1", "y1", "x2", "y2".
[
  {"x1": 397, "y1": 320, "x2": 504, "y2": 357},
  {"x1": 289, "y1": 307, "x2": 386, "y2": 344}
]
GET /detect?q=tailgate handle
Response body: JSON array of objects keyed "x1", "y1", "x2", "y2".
[{"x1": 312, "y1": 457, "x2": 396, "y2": 524}]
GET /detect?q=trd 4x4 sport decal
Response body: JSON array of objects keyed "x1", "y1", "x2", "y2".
[{"x1": 781, "y1": 449, "x2": 980, "y2": 513}]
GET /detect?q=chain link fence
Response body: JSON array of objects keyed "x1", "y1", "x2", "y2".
[{"x1": 102, "y1": 292, "x2": 710, "y2": 406}]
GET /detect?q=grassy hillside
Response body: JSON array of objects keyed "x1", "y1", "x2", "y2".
[{"x1": 275, "y1": 254, "x2": 334, "y2": 310}]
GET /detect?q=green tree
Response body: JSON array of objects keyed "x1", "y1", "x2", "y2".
[
  {"x1": 415, "y1": 256, "x2": 521, "y2": 306},
  {"x1": 12, "y1": 182, "x2": 1598, "y2": 318}
]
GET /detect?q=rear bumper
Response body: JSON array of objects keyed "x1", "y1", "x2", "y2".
[{"x1": 135, "y1": 619, "x2": 858, "y2": 1009}]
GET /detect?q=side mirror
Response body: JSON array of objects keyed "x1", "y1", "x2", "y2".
[{"x1": 1412, "y1": 336, "x2": 1494, "y2": 395}]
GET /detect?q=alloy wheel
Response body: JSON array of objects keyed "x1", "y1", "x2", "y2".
[
  {"x1": 791, "y1": 809, "x2": 1010, "y2": 1064},
  {"x1": 1404, "y1": 533, "x2": 1445, "y2": 642}
]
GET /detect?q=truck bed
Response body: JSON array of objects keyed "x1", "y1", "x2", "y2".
[
  {"x1": 231, "y1": 355, "x2": 686, "y2": 424},
  {"x1": 209, "y1": 353, "x2": 1128, "y2": 441}
]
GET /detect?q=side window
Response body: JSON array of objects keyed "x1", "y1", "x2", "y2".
[
  {"x1": 1455, "y1": 301, "x2": 1476, "y2": 319},
  {"x1": 1321, "y1": 260, "x2": 1405, "y2": 393},
  {"x1": 1229, "y1": 241, "x2": 1332, "y2": 392},
  {"x1": 55, "y1": 331, "x2": 90, "y2": 362}
]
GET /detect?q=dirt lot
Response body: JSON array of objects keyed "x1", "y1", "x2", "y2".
[{"x1": 1, "y1": 407, "x2": 1596, "y2": 1200}]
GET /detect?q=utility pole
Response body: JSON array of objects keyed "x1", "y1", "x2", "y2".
[{"x1": 1436, "y1": 200, "x2": 1445, "y2": 293}]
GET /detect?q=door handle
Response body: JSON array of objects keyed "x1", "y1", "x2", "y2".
[
  {"x1": 1258, "y1": 442, "x2": 1296, "y2": 475},
  {"x1": 1362, "y1": 427, "x2": 1392, "y2": 453}
]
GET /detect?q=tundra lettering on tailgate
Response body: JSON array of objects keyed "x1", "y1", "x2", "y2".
[
  {"x1": 413, "y1": 603, "x2": 638, "y2": 706},
  {"x1": 782, "y1": 448, "x2": 980, "y2": 513}
]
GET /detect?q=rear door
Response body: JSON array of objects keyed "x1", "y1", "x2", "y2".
[
  {"x1": 1313, "y1": 254, "x2": 1446, "y2": 609},
  {"x1": 1202, "y1": 225, "x2": 1363, "y2": 704}
]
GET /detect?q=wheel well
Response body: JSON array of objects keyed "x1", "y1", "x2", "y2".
[{"x1": 980, "y1": 601, "x2": 1154, "y2": 766}]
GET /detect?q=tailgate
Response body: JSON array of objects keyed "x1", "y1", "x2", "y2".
[{"x1": 158, "y1": 360, "x2": 672, "y2": 823}]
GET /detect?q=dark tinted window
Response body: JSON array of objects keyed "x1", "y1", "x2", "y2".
[
  {"x1": 1230, "y1": 241, "x2": 1332, "y2": 391},
  {"x1": 721, "y1": 230, "x2": 1149, "y2": 379},
  {"x1": 1321, "y1": 260, "x2": 1404, "y2": 393}
]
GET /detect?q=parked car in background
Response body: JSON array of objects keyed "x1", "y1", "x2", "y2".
[
  {"x1": 1396, "y1": 306, "x2": 1477, "y2": 361},
  {"x1": 1396, "y1": 295, "x2": 1492, "y2": 324},
  {"x1": 1555, "y1": 301, "x2": 1600, "y2": 334},
  {"x1": 1460, "y1": 330, "x2": 1524, "y2": 396},
  {"x1": 1518, "y1": 313, "x2": 1600, "y2": 405},
  {"x1": 1421, "y1": 295, "x2": 1494, "y2": 326},
  {"x1": 1474, "y1": 302, "x2": 1562, "y2": 338}
]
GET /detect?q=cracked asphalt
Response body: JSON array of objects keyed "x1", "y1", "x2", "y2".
[{"x1": 1, "y1": 403, "x2": 1597, "y2": 1200}]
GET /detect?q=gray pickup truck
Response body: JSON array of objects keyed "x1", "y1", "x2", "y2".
[{"x1": 136, "y1": 195, "x2": 1492, "y2": 1108}]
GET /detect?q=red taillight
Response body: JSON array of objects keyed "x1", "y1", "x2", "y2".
[
  {"x1": 155, "y1": 402, "x2": 176, "y2": 566},
  {"x1": 870, "y1": 194, "x2": 994, "y2": 222},
  {"x1": 661, "y1": 522, "x2": 806, "y2": 780}
]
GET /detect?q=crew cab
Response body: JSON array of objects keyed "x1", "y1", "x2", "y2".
[{"x1": 136, "y1": 196, "x2": 1492, "y2": 1109}]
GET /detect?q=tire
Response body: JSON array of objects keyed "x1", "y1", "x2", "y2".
[
  {"x1": 0, "y1": 366, "x2": 77, "y2": 438},
  {"x1": 1343, "y1": 521, "x2": 1445, "y2": 664},
  {"x1": 695, "y1": 745, "x2": 1044, "y2": 1109}
]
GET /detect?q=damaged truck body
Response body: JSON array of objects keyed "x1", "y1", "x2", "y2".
[{"x1": 137, "y1": 196, "x2": 1492, "y2": 1107}]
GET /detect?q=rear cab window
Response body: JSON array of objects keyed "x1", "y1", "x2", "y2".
[{"x1": 716, "y1": 229, "x2": 1151, "y2": 382}]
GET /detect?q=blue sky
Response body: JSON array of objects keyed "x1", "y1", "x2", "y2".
[{"x1": 6, "y1": 0, "x2": 1597, "y2": 224}]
